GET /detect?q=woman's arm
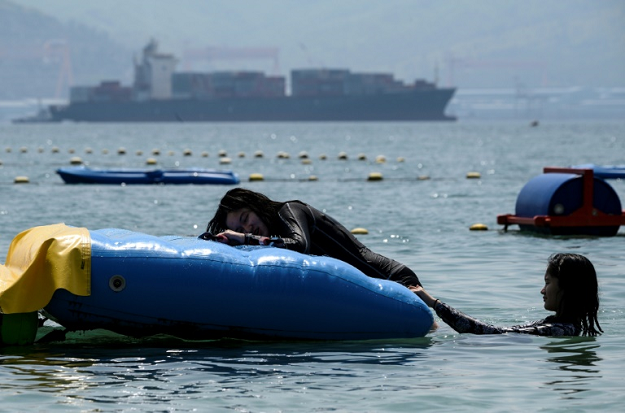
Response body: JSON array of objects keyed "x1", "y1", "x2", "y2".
[
  {"x1": 410, "y1": 286, "x2": 576, "y2": 336},
  {"x1": 273, "y1": 203, "x2": 314, "y2": 253},
  {"x1": 410, "y1": 286, "x2": 505, "y2": 334},
  {"x1": 433, "y1": 300, "x2": 506, "y2": 334}
]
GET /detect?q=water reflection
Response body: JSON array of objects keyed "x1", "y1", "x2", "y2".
[
  {"x1": 0, "y1": 327, "x2": 434, "y2": 407},
  {"x1": 540, "y1": 337, "x2": 601, "y2": 397}
]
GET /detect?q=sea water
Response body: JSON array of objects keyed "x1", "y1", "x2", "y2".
[{"x1": 0, "y1": 121, "x2": 624, "y2": 412}]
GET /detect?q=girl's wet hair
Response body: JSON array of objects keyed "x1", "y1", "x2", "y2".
[
  {"x1": 206, "y1": 188, "x2": 284, "y2": 235},
  {"x1": 547, "y1": 253, "x2": 602, "y2": 336}
]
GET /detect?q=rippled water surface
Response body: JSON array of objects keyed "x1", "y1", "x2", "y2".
[{"x1": 1, "y1": 121, "x2": 624, "y2": 411}]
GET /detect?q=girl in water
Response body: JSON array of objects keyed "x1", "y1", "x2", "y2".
[
  {"x1": 205, "y1": 188, "x2": 423, "y2": 289},
  {"x1": 411, "y1": 253, "x2": 603, "y2": 336}
]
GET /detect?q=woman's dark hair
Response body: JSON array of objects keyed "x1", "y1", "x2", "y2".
[
  {"x1": 206, "y1": 188, "x2": 285, "y2": 235},
  {"x1": 547, "y1": 253, "x2": 602, "y2": 336}
]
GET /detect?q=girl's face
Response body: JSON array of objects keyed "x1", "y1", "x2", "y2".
[
  {"x1": 226, "y1": 208, "x2": 270, "y2": 236},
  {"x1": 541, "y1": 271, "x2": 562, "y2": 313}
]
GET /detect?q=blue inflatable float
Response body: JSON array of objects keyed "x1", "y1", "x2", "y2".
[{"x1": 0, "y1": 224, "x2": 433, "y2": 342}]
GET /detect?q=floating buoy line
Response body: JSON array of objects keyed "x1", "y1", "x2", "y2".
[{"x1": 1, "y1": 145, "x2": 487, "y2": 184}]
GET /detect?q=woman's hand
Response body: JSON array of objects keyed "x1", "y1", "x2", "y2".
[
  {"x1": 409, "y1": 285, "x2": 439, "y2": 308},
  {"x1": 215, "y1": 231, "x2": 278, "y2": 246},
  {"x1": 215, "y1": 230, "x2": 246, "y2": 245}
]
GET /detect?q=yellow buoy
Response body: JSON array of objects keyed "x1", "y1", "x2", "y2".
[
  {"x1": 218, "y1": 150, "x2": 227, "y2": 157},
  {"x1": 183, "y1": 149, "x2": 192, "y2": 156},
  {"x1": 301, "y1": 159, "x2": 312, "y2": 165},
  {"x1": 375, "y1": 155, "x2": 386, "y2": 164},
  {"x1": 38, "y1": 147, "x2": 44, "y2": 153},
  {"x1": 85, "y1": 147, "x2": 93, "y2": 154},
  {"x1": 277, "y1": 151, "x2": 290, "y2": 159},
  {"x1": 367, "y1": 172, "x2": 383, "y2": 181},
  {"x1": 298, "y1": 151, "x2": 309, "y2": 159},
  {"x1": 136, "y1": 150, "x2": 143, "y2": 156},
  {"x1": 470, "y1": 223, "x2": 488, "y2": 231},
  {"x1": 338, "y1": 152, "x2": 348, "y2": 160},
  {"x1": 308, "y1": 175, "x2": 318, "y2": 181},
  {"x1": 14, "y1": 176, "x2": 30, "y2": 184},
  {"x1": 201, "y1": 151, "x2": 209, "y2": 157},
  {"x1": 20, "y1": 147, "x2": 28, "y2": 153},
  {"x1": 70, "y1": 157, "x2": 83, "y2": 165},
  {"x1": 466, "y1": 172, "x2": 481, "y2": 179},
  {"x1": 51, "y1": 147, "x2": 60, "y2": 153},
  {"x1": 417, "y1": 175, "x2": 431, "y2": 180},
  {"x1": 168, "y1": 151, "x2": 175, "y2": 156},
  {"x1": 357, "y1": 153, "x2": 367, "y2": 161},
  {"x1": 319, "y1": 154, "x2": 327, "y2": 160},
  {"x1": 351, "y1": 227, "x2": 369, "y2": 235},
  {"x1": 238, "y1": 152, "x2": 246, "y2": 158},
  {"x1": 118, "y1": 147, "x2": 126, "y2": 155},
  {"x1": 397, "y1": 157, "x2": 405, "y2": 163},
  {"x1": 220, "y1": 157, "x2": 232, "y2": 164},
  {"x1": 5, "y1": 147, "x2": 11, "y2": 153},
  {"x1": 254, "y1": 150, "x2": 264, "y2": 158},
  {"x1": 146, "y1": 157, "x2": 158, "y2": 165},
  {"x1": 152, "y1": 149, "x2": 161, "y2": 155},
  {"x1": 249, "y1": 173, "x2": 264, "y2": 181},
  {"x1": 68, "y1": 148, "x2": 75, "y2": 154},
  {"x1": 102, "y1": 149, "x2": 109, "y2": 154}
]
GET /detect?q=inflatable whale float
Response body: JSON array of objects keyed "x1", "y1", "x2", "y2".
[{"x1": 0, "y1": 224, "x2": 433, "y2": 343}]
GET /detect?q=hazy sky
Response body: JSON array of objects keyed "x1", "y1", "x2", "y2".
[{"x1": 12, "y1": 0, "x2": 625, "y2": 88}]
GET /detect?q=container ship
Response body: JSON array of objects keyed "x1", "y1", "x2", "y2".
[{"x1": 47, "y1": 40, "x2": 456, "y2": 122}]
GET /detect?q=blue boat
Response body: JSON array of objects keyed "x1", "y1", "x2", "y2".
[
  {"x1": 56, "y1": 166, "x2": 240, "y2": 185},
  {"x1": 0, "y1": 225, "x2": 433, "y2": 342}
]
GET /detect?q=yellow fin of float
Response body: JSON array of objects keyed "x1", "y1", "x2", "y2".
[{"x1": 0, "y1": 223, "x2": 91, "y2": 314}]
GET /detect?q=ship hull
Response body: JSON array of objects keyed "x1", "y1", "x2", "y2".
[{"x1": 49, "y1": 89, "x2": 456, "y2": 122}]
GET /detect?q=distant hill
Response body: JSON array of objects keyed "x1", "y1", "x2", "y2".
[
  {"x1": 0, "y1": 0, "x2": 129, "y2": 99},
  {"x1": 2, "y1": 0, "x2": 624, "y2": 102}
]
